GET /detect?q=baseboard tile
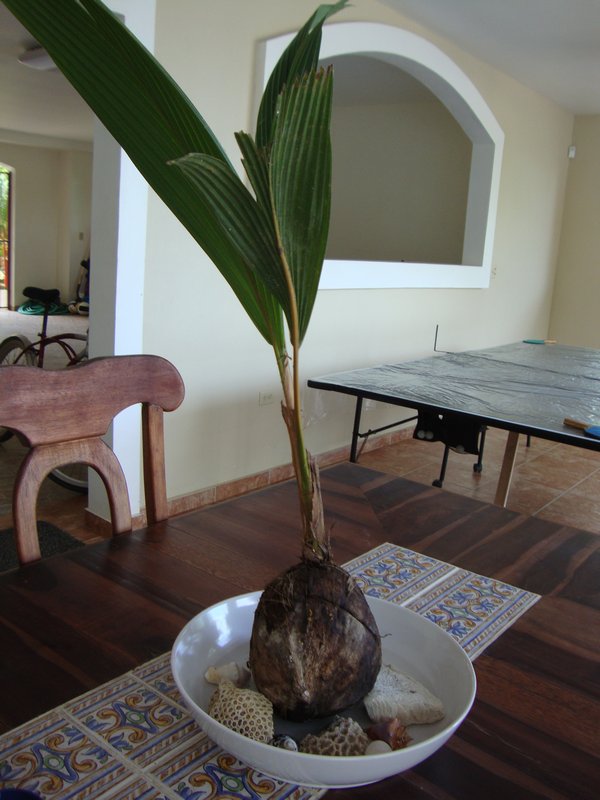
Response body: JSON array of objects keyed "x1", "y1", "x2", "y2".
[
  {"x1": 167, "y1": 427, "x2": 412, "y2": 516},
  {"x1": 84, "y1": 428, "x2": 413, "y2": 532}
]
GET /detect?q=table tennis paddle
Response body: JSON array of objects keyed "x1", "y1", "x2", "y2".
[{"x1": 563, "y1": 417, "x2": 600, "y2": 439}]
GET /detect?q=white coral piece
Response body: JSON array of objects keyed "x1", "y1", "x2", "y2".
[
  {"x1": 300, "y1": 715, "x2": 369, "y2": 757},
  {"x1": 208, "y1": 679, "x2": 274, "y2": 742},
  {"x1": 364, "y1": 665, "x2": 445, "y2": 725},
  {"x1": 204, "y1": 661, "x2": 250, "y2": 687}
]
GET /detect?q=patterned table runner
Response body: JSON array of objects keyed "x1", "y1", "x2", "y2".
[
  {"x1": 0, "y1": 544, "x2": 540, "y2": 799},
  {"x1": 345, "y1": 543, "x2": 540, "y2": 660}
]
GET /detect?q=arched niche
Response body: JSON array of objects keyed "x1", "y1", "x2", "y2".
[{"x1": 261, "y1": 22, "x2": 504, "y2": 289}]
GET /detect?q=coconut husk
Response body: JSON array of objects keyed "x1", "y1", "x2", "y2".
[{"x1": 249, "y1": 560, "x2": 381, "y2": 721}]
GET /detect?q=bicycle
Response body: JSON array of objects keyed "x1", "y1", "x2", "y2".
[{"x1": 0, "y1": 286, "x2": 89, "y2": 493}]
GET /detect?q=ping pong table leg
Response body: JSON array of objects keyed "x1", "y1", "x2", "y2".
[
  {"x1": 494, "y1": 430, "x2": 520, "y2": 506},
  {"x1": 350, "y1": 396, "x2": 364, "y2": 462}
]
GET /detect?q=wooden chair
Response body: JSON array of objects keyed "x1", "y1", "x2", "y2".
[{"x1": 0, "y1": 355, "x2": 185, "y2": 565}]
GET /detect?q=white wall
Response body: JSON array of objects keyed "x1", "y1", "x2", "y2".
[
  {"x1": 140, "y1": 0, "x2": 573, "y2": 502},
  {"x1": 0, "y1": 139, "x2": 92, "y2": 306},
  {"x1": 59, "y1": 150, "x2": 92, "y2": 297},
  {"x1": 549, "y1": 115, "x2": 600, "y2": 347}
]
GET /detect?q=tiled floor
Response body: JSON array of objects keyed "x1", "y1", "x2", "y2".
[{"x1": 360, "y1": 428, "x2": 600, "y2": 535}]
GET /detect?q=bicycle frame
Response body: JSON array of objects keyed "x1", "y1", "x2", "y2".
[{"x1": 34, "y1": 330, "x2": 87, "y2": 367}]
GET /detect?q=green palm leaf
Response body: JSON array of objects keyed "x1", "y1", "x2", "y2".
[
  {"x1": 169, "y1": 153, "x2": 289, "y2": 312},
  {"x1": 3, "y1": 0, "x2": 284, "y2": 345},
  {"x1": 270, "y1": 67, "x2": 333, "y2": 344},
  {"x1": 257, "y1": 0, "x2": 348, "y2": 149}
]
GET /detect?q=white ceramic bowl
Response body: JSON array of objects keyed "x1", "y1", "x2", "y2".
[{"x1": 171, "y1": 591, "x2": 476, "y2": 788}]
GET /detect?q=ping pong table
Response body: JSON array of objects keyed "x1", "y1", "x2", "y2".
[{"x1": 307, "y1": 341, "x2": 600, "y2": 505}]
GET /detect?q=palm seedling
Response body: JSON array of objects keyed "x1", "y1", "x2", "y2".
[{"x1": 3, "y1": 0, "x2": 381, "y2": 720}]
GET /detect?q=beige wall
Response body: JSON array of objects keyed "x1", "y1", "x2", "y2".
[
  {"x1": 549, "y1": 115, "x2": 600, "y2": 346},
  {"x1": 59, "y1": 150, "x2": 93, "y2": 299},
  {"x1": 327, "y1": 97, "x2": 471, "y2": 264},
  {"x1": 144, "y1": 0, "x2": 574, "y2": 501},
  {"x1": 0, "y1": 139, "x2": 92, "y2": 306}
]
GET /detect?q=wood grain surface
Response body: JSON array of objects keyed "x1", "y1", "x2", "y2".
[{"x1": 0, "y1": 462, "x2": 598, "y2": 798}]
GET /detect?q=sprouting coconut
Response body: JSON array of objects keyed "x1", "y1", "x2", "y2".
[
  {"x1": 7, "y1": 0, "x2": 380, "y2": 721},
  {"x1": 250, "y1": 559, "x2": 381, "y2": 720},
  {"x1": 249, "y1": 385, "x2": 381, "y2": 719}
]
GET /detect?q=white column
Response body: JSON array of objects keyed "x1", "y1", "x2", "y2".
[{"x1": 88, "y1": 0, "x2": 156, "y2": 522}]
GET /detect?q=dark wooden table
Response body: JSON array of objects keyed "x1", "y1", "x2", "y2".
[{"x1": 1, "y1": 463, "x2": 598, "y2": 798}]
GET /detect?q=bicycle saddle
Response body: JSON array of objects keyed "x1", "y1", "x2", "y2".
[{"x1": 23, "y1": 286, "x2": 61, "y2": 305}]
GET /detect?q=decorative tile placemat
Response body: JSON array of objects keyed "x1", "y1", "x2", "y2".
[
  {"x1": 0, "y1": 655, "x2": 321, "y2": 800},
  {"x1": 0, "y1": 544, "x2": 540, "y2": 799},
  {"x1": 345, "y1": 542, "x2": 541, "y2": 660}
]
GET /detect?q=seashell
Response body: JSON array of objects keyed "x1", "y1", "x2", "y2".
[
  {"x1": 270, "y1": 734, "x2": 298, "y2": 751},
  {"x1": 204, "y1": 661, "x2": 250, "y2": 687},
  {"x1": 208, "y1": 679, "x2": 273, "y2": 742},
  {"x1": 365, "y1": 739, "x2": 392, "y2": 755},
  {"x1": 366, "y1": 718, "x2": 411, "y2": 750},
  {"x1": 364, "y1": 665, "x2": 445, "y2": 725},
  {"x1": 300, "y1": 715, "x2": 369, "y2": 757}
]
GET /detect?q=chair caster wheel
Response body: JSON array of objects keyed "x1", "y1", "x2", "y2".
[{"x1": 432, "y1": 479, "x2": 443, "y2": 488}]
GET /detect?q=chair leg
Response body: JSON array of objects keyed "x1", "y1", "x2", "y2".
[
  {"x1": 13, "y1": 439, "x2": 133, "y2": 565},
  {"x1": 142, "y1": 404, "x2": 168, "y2": 523}
]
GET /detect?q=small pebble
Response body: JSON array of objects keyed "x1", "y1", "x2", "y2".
[
  {"x1": 271, "y1": 734, "x2": 298, "y2": 751},
  {"x1": 365, "y1": 739, "x2": 392, "y2": 755}
]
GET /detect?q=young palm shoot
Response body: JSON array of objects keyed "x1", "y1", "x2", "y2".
[{"x1": 3, "y1": 0, "x2": 381, "y2": 720}]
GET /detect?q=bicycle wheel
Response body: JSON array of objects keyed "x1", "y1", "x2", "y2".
[
  {"x1": 0, "y1": 334, "x2": 36, "y2": 366},
  {"x1": 48, "y1": 463, "x2": 89, "y2": 494},
  {"x1": 0, "y1": 335, "x2": 36, "y2": 442}
]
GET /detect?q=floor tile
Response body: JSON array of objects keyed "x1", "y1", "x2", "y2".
[
  {"x1": 536, "y1": 492, "x2": 600, "y2": 530},
  {"x1": 361, "y1": 428, "x2": 600, "y2": 535},
  {"x1": 515, "y1": 449, "x2": 599, "y2": 491}
]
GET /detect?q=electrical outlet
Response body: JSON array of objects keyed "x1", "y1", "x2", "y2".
[{"x1": 259, "y1": 391, "x2": 275, "y2": 406}]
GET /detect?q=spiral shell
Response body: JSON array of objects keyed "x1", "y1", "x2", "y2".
[
  {"x1": 270, "y1": 734, "x2": 298, "y2": 751},
  {"x1": 204, "y1": 661, "x2": 250, "y2": 687},
  {"x1": 366, "y1": 718, "x2": 411, "y2": 750}
]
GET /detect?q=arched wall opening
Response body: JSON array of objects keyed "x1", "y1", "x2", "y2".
[{"x1": 261, "y1": 22, "x2": 504, "y2": 289}]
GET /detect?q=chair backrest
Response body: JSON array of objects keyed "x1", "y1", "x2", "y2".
[{"x1": 0, "y1": 355, "x2": 185, "y2": 564}]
